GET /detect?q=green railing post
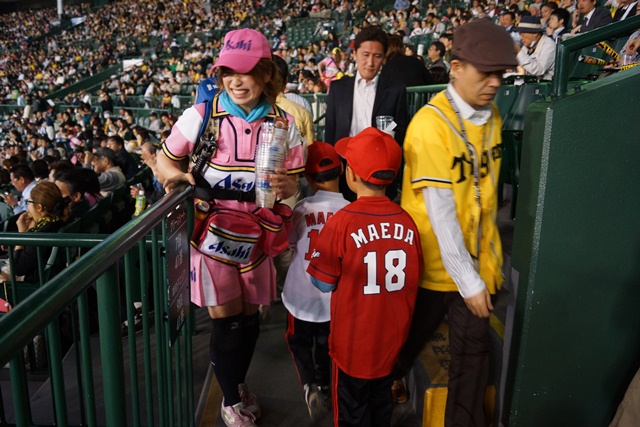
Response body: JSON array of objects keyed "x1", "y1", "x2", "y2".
[
  {"x1": 9, "y1": 354, "x2": 31, "y2": 427},
  {"x1": 124, "y1": 252, "x2": 142, "y2": 427},
  {"x1": 96, "y1": 265, "x2": 127, "y2": 427},
  {"x1": 46, "y1": 318, "x2": 69, "y2": 427},
  {"x1": 77, "y1": 291, "x2": 98, "y2": 427}
]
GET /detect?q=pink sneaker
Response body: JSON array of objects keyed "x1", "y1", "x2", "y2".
[
  {"x1": 239, "y1": 383, "x2": 261, "y2": 419},
  {"x1": 220, "y1": 401, "x2": 256, "y2": 427}
]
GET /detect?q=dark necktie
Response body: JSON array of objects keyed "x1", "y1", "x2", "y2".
[{"x1": 584, "y1": 16, "x2": 589, "y2": 27}]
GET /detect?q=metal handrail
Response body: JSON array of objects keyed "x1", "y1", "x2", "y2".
[
  {"x1": 0, "y1": 185, "x2": 192, "y2": 367},
  {"x1": 553, "y1": 15, "x2": 640, "y2": 97}
]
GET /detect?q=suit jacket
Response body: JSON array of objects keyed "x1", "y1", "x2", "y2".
[
  {"x1": 613, "y1": 2, "x2": 637, "y2": 21},
  {"x1": 324, "y1": 75, "x2": 408, "y2": 201},
  {"x1": 579, "y1": 7, "x2": 613, "y2": 33}
]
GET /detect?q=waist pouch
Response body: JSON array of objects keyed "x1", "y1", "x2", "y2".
[{"x1": 192, "y1": 203, "x2": 293, "y2": 264}]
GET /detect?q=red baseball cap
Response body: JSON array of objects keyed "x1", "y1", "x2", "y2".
[
  {"x1": 306, "y1": 141, "x2": 342, "y2": 175},
  {"x1": 212, "y1": 29, "x2": 272, "y2": 74},
  {"x1": 335, "y1": 127, "x2": 401, "y2": 185}
]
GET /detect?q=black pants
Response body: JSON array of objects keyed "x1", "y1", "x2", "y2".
[
  {"x1": 333, "y1": 364, "x2": 393, "y2": 427},
  {"x1": 395, "y1": 288, "x2": 490, "y2": 427},
  {"x1": 285, "y1": 312, "x2": 331, "y2": 388}
]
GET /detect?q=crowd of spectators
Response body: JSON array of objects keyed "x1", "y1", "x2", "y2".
[{"x1": 0, "y1": 0, "x2": 637, "y2": 181}]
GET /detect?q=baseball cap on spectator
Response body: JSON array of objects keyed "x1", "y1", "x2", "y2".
[
  {"x1": 305, "y1": 141, "x2": 342, "y2": 175},
  {"x1": 335, "y1": 127, "x2": 401, "y2": 185},
  {"x1": 212, "y1": 29, "x2": 272, "y2": 74},
  {"x1": 94, "y1": 147, "x2": 116, "y2": 163},
  {"x1": 452, "y1": 19, "x2": 518, "y2": 72},
  {"x1": 513, "y1": 16, "x2": 545, "y2": 32}
]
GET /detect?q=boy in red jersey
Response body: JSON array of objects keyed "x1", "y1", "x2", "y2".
[{"x1": 307, "y1": 127, "x2": 423, "y2": 427}]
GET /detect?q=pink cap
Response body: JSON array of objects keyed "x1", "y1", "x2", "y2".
[{"x1": 212, "y1": 29, "x2": 272, "y2": 74}]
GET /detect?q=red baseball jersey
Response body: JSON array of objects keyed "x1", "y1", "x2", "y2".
[{"x1": 307, "y1": 196, "x2": 423, "y2": 379}]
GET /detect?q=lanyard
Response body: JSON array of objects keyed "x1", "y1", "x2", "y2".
[{"x1": 444, "y1": 90, "x2": 491, "y2": 205}]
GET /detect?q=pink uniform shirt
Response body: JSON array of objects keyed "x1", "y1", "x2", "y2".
[{"x1": 163, "y1": 98, "x2": 306, "y2": 307}]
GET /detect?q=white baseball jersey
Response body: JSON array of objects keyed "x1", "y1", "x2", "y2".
[{"x1": 282, "y1": 190, "x2": 349, "y2": 322}]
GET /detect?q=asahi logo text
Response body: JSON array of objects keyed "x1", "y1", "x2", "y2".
[{"x1": 223, "y1": 39, "x2": 252, "y2": 52}]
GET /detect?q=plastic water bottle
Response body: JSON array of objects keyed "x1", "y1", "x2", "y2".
[
  {"x1": 133, "y1": 190, "x2": 146, "y2": 217},
  {"x1": 255, "y1": 121, "x2": 288, "y2": 208}
]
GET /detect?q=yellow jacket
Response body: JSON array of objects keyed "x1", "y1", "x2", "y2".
[{"x1": 401, "y1": 91, "x2": 504, "y2": 294}]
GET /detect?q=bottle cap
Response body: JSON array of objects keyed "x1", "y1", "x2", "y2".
[
  {"x1": 139, "y1": 190, "x2": 144, "y2": 196},
  {"x1": 196, "y1": 200, "x2": 210, "y2": 213}
]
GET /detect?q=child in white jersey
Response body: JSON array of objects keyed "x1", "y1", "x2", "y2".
[{"x1": 282, "y1": 142, "x2": 349, "y2": 421}]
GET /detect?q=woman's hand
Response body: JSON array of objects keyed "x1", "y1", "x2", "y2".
[
  {"x1": 163, "y1": 172, "x2": 195, "y2": 193},
  {"x1": 16, "y1": 212, "x2": 32, "y2": 233},
  {"x1": 269, "y1": 167, "x2": 298, "y2": 200}
]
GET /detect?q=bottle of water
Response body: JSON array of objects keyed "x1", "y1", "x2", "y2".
[
  {"x1": 133, "y1": 190, "x2": 146, "y2": 217},
  {"x1": 255, "y1": 121, "x2": 288, "y2": 208}
]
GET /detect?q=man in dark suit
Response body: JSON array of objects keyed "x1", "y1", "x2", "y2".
[
  {"x1": 613, "y1": 0, "x2": 637, "y2": 22},
  {"x1": 325, "y1": 26, "x2": 408, "y2": 201},
  {"x1": 571, "y1": 0, "x2": 613, "y2": 34}
]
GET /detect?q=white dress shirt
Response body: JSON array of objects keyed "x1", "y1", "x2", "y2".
[{"x1": 349, "y1": 71, "x2": 378, "y2": 137}]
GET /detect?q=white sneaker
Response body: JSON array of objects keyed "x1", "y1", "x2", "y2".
[
  {"x1": 239, "y1": 383, "x2": 261, "y2": 419},
  {"x1": 220, "y1": 400, "x2": 256, "y2": 427},
  {"x1": 304, "y1": 383, "x2": 328, "y2": 421}
]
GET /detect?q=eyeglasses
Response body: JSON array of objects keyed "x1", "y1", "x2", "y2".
[{"x1": 26, "y1": 199, "x2": 38, "y2": 205}]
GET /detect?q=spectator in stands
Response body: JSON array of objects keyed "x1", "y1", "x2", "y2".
[
  {"x1": 30, "y1": 160, "x2": 50, "y2": 182},
  {"x1": 325, "y1": 26, "x2": 408, "y2": 201},
  {"x1": 144, "y1": 81, "x2": 156, "y2": 108},
  {"x1": 431, "y1": 14, "x2": 447, "y2": 36},
  {"x1": 4, "y1": 165, "x2": 36, "y2": 214},
  {"x1": 318, "y1": 47, "x2": 345, "y2": 88},
  {"x1": 381, "y1": 35, "x2": 434, "y2": 87},
  {"x1": 514, "y1": 16, "x2": 556, "y2": 80},
  {"x1": 540, "y1": 2, "x2": 559, "y2": 26},
  {"x1": 115, "y1": 118, "x2": 134, "y2": 142},
  {"x1": 75, "y1": 167, "x2": 102, "y2": 206},
  {"x1": 106, "y1": 135, "x2": 137, "y2": 180},
  {"x1": 99, "y1": 90, "x2": 114, "y2": 114},
  {"x1": 92, "y1": 147, "x2": 125, "y2": 196},
  {"x1": 410, "y1": 20, "x2": 423, "y2": 38},
  {"x1": 274, "y1": 56, "x2": 315, "y2": 145},
  {"x1": 427, "y1": 41, "x2": 449, "y2": 74},
  {"x1": 130, "y1": 144, "x2": 165, "y2": 206},
  {"x1": 282, "y1": 75, "x2": 313, "y2": 114},
  {"x1": 114, "y1": 93, "x2": 130, "y2": 109},
  {"x1": 1, "y1": 181, "x2": 70, "y2": 283},
  {"x1": 53, "y1": 169, "x2": 91, "y2": 221},
  {"x1": 487, "y1": 1, "x2": 500, "y2": 18},
  {"x1": 396, "y1": 19, "x2": 517, "y2": 426},
  {"x1": 613, "y1": 0, "x2": 638, "y2": 21},
  {"x1": 501, "y1": 11, "x2": 522, "y2": 46},
  {"x1": 571, "y1": 0, "x2": 613, "y2": 34},
  {"x1": 148, "y1": 112, "x2": 162, "y2": 136},
  {"x1": 529, "y1": 3, "x2": 541, "y2": 17},
  {"x1": 546, "y1": 8, "x2": 571, "y2": 42}
]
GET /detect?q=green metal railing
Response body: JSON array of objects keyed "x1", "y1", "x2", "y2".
[
  {"x1": 406, "y1": 84, "x2": 448, "y2": 117},
  {"x1": 553, "y1": 15, "x2": 640, "y2": 97},
  {"x1": 0, "y1": 186, "x2": 195, "y2": 427}
]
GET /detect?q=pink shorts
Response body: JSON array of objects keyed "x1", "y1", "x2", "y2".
[{"x1": 190, "y1": 246, "x2": 276, "y2": 307}]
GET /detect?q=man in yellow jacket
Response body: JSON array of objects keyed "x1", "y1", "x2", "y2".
[{"x1": 396, "y1": 19, "x2": 518, "y2": 426}]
